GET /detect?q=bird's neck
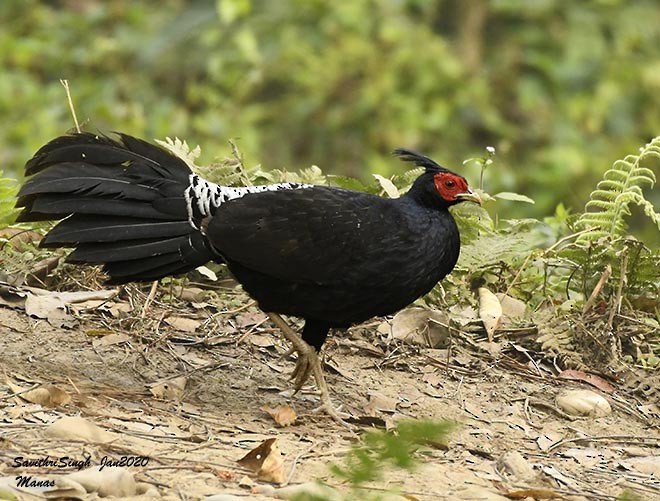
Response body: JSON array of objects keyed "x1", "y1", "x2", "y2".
[
  {"x1": 403, "y1": 174, "x2": 451, "y2": 211},
  {"x1": 184, "y1": 174, "x2": 311, "y2": 228}
]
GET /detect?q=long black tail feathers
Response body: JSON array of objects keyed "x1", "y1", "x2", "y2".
[{"x1": 16, "y1": 132, "x2": 218, "y2": 284}]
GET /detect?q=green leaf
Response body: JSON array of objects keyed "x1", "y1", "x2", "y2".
[
  {"x1": 327, "y1": 175, "x2": 369, "y2": 192},
  {"x1": 330, "y1": 419, "x2": 455, "y2": 487},
  {"x1": 0, "y1": 171, "x2": 19, "y2": 226},
  {"x1": 494, "y1": 192, "x2": 535, "y2": 204},
  {"x1": 217, "y1": 0, "x2": 251, "y2": 24}
]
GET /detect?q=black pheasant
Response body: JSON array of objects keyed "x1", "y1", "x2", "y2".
[{"x1": 16, "y1": 133, "x2": 480, "y2": 421}]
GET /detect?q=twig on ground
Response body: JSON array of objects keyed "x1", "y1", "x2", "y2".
[
  {"x1": 235, "y1": 316, "x2": 270, "y2": 345},
  {"x1": 284, "y1": 441, "x2": 317, "y2": 486},
  {"x1": 142, "y1": 280, "x2": 159, "y2": 318},
  {"x1": 548, "y1": 433, "x2": 660, "y2": 452},
  {"x1": 582, "y1": 264, "x2": 611, "y2": 315},
  {"x1": 607, "y1": 249, "x2": 628, "y2": 330}
]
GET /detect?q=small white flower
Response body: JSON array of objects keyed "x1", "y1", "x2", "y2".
[{"x1": 486, "y1": 146, "x2": 496, "y2": 155}]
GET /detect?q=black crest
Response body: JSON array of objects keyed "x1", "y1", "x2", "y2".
[{"x1": 392, "y1": 148, "x2": 449, "y2": 174}]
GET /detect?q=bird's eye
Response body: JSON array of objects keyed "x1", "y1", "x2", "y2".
[{"x1": 445, "y1": 180, "x2": 455, "y2": 188}]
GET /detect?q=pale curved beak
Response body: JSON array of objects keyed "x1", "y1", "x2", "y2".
[{"x1": 456, "y1": 190, "x2": 482, "y2": 205}]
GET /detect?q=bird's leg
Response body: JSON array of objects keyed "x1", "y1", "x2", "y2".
[
  {"x1": 266, "y1": 313, "x2": 349, "y2": 425},
  {"x1": 267, "y1": 313, "x2": 315, "y2": 390}
]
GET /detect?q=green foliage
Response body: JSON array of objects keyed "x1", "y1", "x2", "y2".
[
  {"x1": 2, "y1": 0, "x2": 660, "y2": 242},
  {"x1": 288, "y1": 419, "x2": 454, "y2": 501},
  {"x1": 552, "y1": 138, "x2": 660, "y2": 302},
  {"x1": 329, "y1": 420, "x2": 453, "y2": 487},
  {"x1": 561, "y1": 237, "x2": 659, "y2": 300},
  {"x1": 0, "y1": 172, "x2": 19, "y2": 225},
  {"x1": 457, "y1": 219, "x2": 543, "y2": 271},
  {"x1": 576, "y1": 136, "x2": 659, "y2": 243},
  {"x1": 617, "y1": 489, "x2": 647, "y2": 501}
]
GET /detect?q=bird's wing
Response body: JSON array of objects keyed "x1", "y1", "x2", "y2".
[{"x1": 207, "y1": 187, "x2": 421, "y2": 286}]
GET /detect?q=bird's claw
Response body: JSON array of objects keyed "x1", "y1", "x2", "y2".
[
  {"x1": 289, "y1": 345, "x2": 316, "y2": 393},
  {"x1": 286, "y1": 345, "x2": 352, "y2": 427},
  {"x1": 312, "y1": 401, "x2": 352, "y2": 428}
]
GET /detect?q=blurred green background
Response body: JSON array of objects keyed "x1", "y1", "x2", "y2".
[{"x1": 1, "y1": 0, "x2": 659, "y2": 234}]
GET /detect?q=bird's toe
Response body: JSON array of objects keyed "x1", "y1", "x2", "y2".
[{"x1": 290, "y1": 350, "x2": 315, "y2": 392}]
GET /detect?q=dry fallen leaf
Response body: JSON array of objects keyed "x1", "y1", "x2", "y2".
[
  {"x1": 501, "y1": 488, "x2": 560, "y2": 500},
  {"x1": 496, "y1": 451, "x2": 535, "y2": 482},
  {"x1": 536, "y1": 430, "x2": 564, "y2": 452},
  {"x1": 363, "y1": 392, "x2": 398, "y2": 416},
  {"x1": 274, "y1": 482, "x2": 343, "y2": 500},
  {"x1": 23, "y1": 288, "x2": 118, "y2": 328},
  {"x1": 165, "y1": 316, "x2": 201, "y2": 333},
  {"x1": 174, "y1": 285, "x2": 206, "y2": 302},
  {"x1": 149, "y1": 376, "x2": 187, "y2": 400},
  {"x1": 0, "y1": 228, "x2": 42, "y2": 250},
  {"x1": 65, "y1": 467, "x2": 138, "y2": 497},
  {"x1": 459, "y1": 486, "x2": 510, "y2": 501},
  {"x1": 249, "y1": 334, "x2": 276, "y2": 348},
  {"x1": 29, "y1": 288, "x2": 118, "y2": 303},
  {"x1": 109, "y1": 301, "x2": 133, "y2": 317},
  {"x1": 619, "y1": 456, "x2": 660, "y2": 476},
  {"x1": 92, "y1": 333, "x2": 131, "y2": 349},
  {"x1": 390, "y1": 308, "x2": 450, "y2": 348},
  {"x1": 238, "y1": 475, "x2": 255, "y2": 488},
  {"x1": 237, "y1": 438, "x2": 276, "y2": 471},
  {"x1": 195, "y1": 265, "x2": 218, "y2": 281},
  {"x1": 558, "y1": 369, "x2": 616, "y2": 394},
  {"x1": 25, "y1": 256, "x2": 62, "y2": 287},
  {"x1": 258, "y1": 443, "x2": 286, "y2": 484},
  {"x1": 70, "y1": 299, "x2": 110, "y2": 311},
  {"x1": 22, "y1": 385, "x2": 71, "y2": 408},
  {"x1": 0, "y1": 286, "x2": 27, "y2": 309},
  {"x1": 495, "y1": 293, "x2": 527, "y2": 319},
  {"x1": 262, "y1": 405, "x2": 297, "y2": 427},
  {"x1": 478, "y1": 287, "x2": 502, "y2": 341},
  {"x1": 561, "y1": 448, "x2": 602, "y2": 468},
  {"x1": 555, "y1": 389, "x2": 611, "y2": 417},
  {"x1": 46, "y1": 476, "x2": 87, "y2": 499},
  {"x1": 237, "y1": 438, "x2": 286, "y2": 484},
  {"x1": 6, "y1": 379, "x2": 71, "y2": 408},
  {"x1": 373, "y1": 174, "x2": 400, "y2": 198},
  {"x1": 236, "y1": 311, "x2": 267, "y2": 327},
  {"x1": 25, "y1": 293, "x2": 71, "y2": 328},
  {"x1": 45, "y1": 416, "x2": 116, "y2": 443}
]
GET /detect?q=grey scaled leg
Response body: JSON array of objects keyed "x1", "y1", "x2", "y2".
[{"x1": 267, "y1": 313, "x2": 349, "y2": 426}]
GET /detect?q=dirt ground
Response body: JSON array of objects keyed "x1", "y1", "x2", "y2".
[{"x1": 0, "y1": 285, "x2": 658, "y2": 501}]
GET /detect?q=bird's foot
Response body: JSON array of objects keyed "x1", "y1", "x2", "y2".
[
  {"x1": 289, "y1": 343, "x2": 317, "y2": 392},
  {"x1": 268, "y1": 313, "x2": 316, "y2": 391},
  {"x1": 311, "y1": 395, "x2": 352, "y2": 428},
  {"x1": 266, "y1": 312, "x2": 352, "y2": 428},
  {"x1": 306, "y1": 350, "x2": 352, "y2": 428}
]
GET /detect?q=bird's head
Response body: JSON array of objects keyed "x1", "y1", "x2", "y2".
[{"x1": 393, "y1": 148, "x2": 481, "y2": 208}]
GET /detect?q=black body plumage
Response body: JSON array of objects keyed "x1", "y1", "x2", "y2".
[{"x1": 17, "y1": 133, "x2": 470, "y2": 351}]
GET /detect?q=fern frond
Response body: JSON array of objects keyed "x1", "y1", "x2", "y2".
[
  {"x1": 576, "y1": 136, "x2": 660, "y2": 243},
  {"x1": 154, "y1": 136, "x2": 202, "y2": 169},
  {"x1": 637, "y1": 197, "x2": 660, "y2": 228},
  {"x1": 584, "y1": 200, "x2": 616, "y2": 211},
  {"x1": 590, "y1": 189, "x2": 619, "y2": 201}
]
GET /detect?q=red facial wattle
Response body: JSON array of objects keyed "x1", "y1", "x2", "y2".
[{"x1": 433, "y1": 172, "x2": 470, "y2": 202}]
